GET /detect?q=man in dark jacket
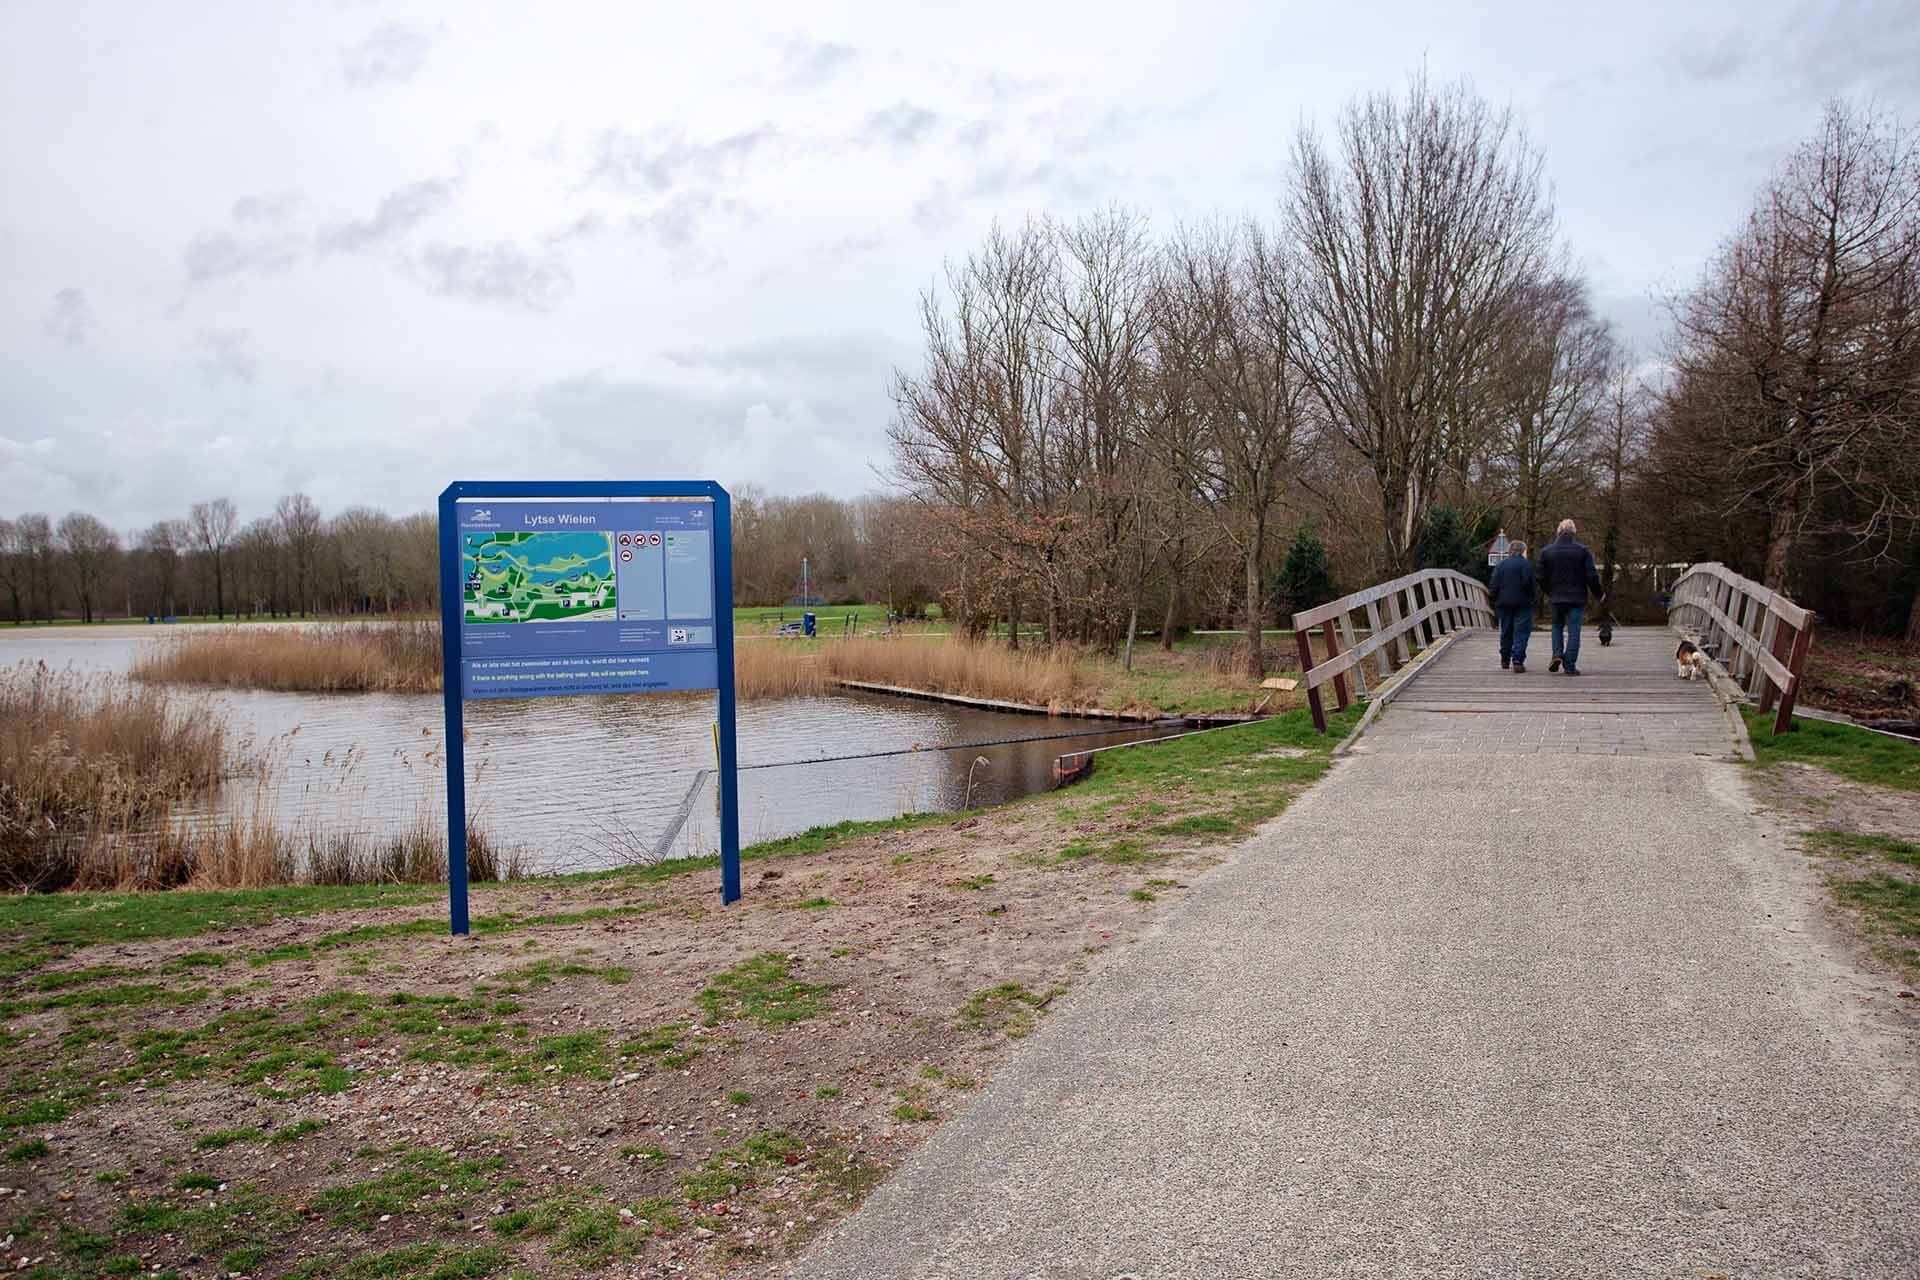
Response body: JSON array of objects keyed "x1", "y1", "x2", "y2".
[
  {"x1": 1487, "y1": 540, "x2": 1535, "y2": 672},
  {"x1": 1535, "y1": 518, "x2": 1605, "y2": 675}
]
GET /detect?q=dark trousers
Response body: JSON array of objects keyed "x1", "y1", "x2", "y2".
[
  {"x1": 1498, "y1": 607, "x2": 1532, "y2": 665},
  {"x1": 1552, "y1": 604, "x2": 1586, "y2": 669}
]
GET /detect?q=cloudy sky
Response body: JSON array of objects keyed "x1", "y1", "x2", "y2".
[{"x1": 3, "y1": 0, "x2": 1915, "y2": 531}]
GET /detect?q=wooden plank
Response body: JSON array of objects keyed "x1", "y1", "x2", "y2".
[
  {"x1": 1692, "y1": 596, "x2": 1795, "y2": 690},
  {"x1": 1301, "y1": 596, "x2": 1465, "y2": 690}
]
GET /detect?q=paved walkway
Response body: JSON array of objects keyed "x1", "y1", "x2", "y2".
[
  {"x1": 1352, "y1": 626, "x2": 1733, "y2": 758},
  {"x1": 791, "y1": 629, "x2": 1920, "y2": 1278}
]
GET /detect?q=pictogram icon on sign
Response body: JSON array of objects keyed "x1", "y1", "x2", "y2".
[
  {"x1": 649, "y1": 532, "x2": 662, "y2": 547},
  {"x1": 619, "y1": 533, "x2": 631, "y2": 546},
  {"x1": 620, "y1": 549, "x2": 633, "y2": 562}
]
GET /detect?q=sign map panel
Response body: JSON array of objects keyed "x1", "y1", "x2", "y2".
[{"x1": 455, "y1": 498, "x2": 719, "y2": 699}]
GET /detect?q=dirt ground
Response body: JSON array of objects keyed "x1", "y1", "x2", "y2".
[
  {"x1": 1749, "y1": 757, "x2": 1920, "y2": 988},
  {"x1": 0, "y1": 718, "x2": 1329, "y2": 1280},
  {"x1": 1802, "y1": 631, "x2": 1920, "y2": 730}
]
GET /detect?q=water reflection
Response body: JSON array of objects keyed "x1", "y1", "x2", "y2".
[{"x1": 3, "y1": 626, "x2": 1174, "y2": 873}]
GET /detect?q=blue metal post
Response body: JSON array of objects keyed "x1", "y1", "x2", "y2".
[
  {"x1": 437, "y1": 484, "x2": 470, "y2": 935},
  {"x1": 712, "y1": 483, "x2": 741, "y2": 905}
]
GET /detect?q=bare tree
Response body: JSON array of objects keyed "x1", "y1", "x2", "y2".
[
  {"x1": 1290, "y1": 70, "x2": 1561, "y2": 570},
  {"x1": 1494, "y1": 278, "x2": 1615, "y2": 550},
  {"x1": 275, "y1": 493, "x2": 324, "y2": 616},
  {"x1": 55, "y1": 512, "x2": 120, "y2": 623},
  {"x1": 1156, "y1": 220, "x2": 1310, "y2": 677},
  {"x1": 0, "y1": 518, "x2": 23, "y2": 624},
  {"x1": 138, "y1": 520, "x2": 185, "y2": 617},
  {"x1": 188, "y1": 498, "x2": 238, "y2": 619},
  {"x1": 1671, "y1": 99, "x2": 1920, "y2": 592},
  {"x1": 15, "y1": 514, "x2": 56, "y2": 623}
]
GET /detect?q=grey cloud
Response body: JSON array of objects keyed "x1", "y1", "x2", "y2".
[
  {"x1": 661, "y1": 332, "x2": 913, "y2": 387},
  {"x1": 183, "y1": 193, "x2": 305, "y2": 284},
  {"x1": 341, "y1": 23, "x2": 434, "y2": 87},
  {"x1": 45, "y1": 288, "x2": 93, "y2": 347},
  {"x1": 778, "y1": 40, "x2": 857, "y2": 89},
  {"x1": 587, "y1": 126, "x2": 777, "y2": 194},
  {"x1": 414, "y1": 242, "x2": 572, "y2": 312},
  {"x1": 862, "y1": 103, "x2": 940, "y2": 147},
  {"x1": 196, "y1": 328, "x2": 258, "y2": 385},
  {"x1": 315, "y1": 178, "x2": 458, "y2": 254},
  {"x1": 183, "y1": 228, "x2": 303, "y2": 283}
]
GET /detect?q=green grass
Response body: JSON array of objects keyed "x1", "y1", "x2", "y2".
[
  {"x1": 696, "y1": 954, "x2": 829, "y2": 1027},
  {"x1": 312, "y1": 1148, "x2": 505, "y2": 1227},
  {"x1": 1747, "y1": 709, "x2": 1920, "y2": 790},
  {"x1": 6, "y1": 1138, "x2": 49, "y2": 1162},
  {"x1": 678, "y1": 1131, "x2": 804, "y2": 1204},
  {"x1": 194, "y1": 1126, "x2": 262, "y2": 1151},
  {"x1": 1803, "y1": 829, "x2": 1920, "y2": 976},
  {"x1": 957, "y1": 982, "x2": 1061, "y2": 1039},
  {"x1": 814, "y1": 1084, "x2": 841, "y2": 1100}
]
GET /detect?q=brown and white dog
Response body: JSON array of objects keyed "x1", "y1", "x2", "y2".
[{"x1": 1674, "y1": 640, "x2": 1709, "y2": 681}]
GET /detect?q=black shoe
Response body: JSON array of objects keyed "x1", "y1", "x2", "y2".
[
  {"x1": 1549, "y1": 656, "x2": 1562, "y2": 672},
  {"x1": 1501, "y1": 659, "x2": 1510, "y2": 669},
  {"x1": 1512, "y1": 662, "x2": 1526, "y2": 673},
  {"x1": 1564, "y1": 667, "x2": 1581, "y2": 676}
]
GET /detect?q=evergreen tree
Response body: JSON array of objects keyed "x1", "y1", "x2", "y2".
[
  {"x1": 1412, "y1": 505, "x2": 1490, "y2": 582},
  {"x1": 1276, "y1": 524, "x2": 1340, "y2": 619}
]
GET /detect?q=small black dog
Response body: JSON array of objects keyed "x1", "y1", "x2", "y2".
[{"x1": 1596, "y1": 608, "x2": 1615, "y2": 647}]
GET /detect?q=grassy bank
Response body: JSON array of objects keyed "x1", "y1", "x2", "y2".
[
  {"x1": 1744, "y1": 707, "x2": 1920, "y2": 790},
  {"x1": 0, "y1": 705, "x2": 1355, "y2": 1280}
]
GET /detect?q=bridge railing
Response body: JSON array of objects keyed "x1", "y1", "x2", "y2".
[
  {"x1": 1667, "y1": 562, "x2": 1813, "y2": 735},
  {"x1": 1291, "y1": 568, "x2": 1494, "y2": 733}
]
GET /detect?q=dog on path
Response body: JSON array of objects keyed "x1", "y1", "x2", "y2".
[{"x1": 1675, "y1": 640, "x2": 1709, "y2": 681}]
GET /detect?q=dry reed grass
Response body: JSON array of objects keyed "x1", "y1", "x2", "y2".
[
  {"x1": 132, "y1": 620, "x2": 442, "y2": 693},
  {"x1": 0, "y1": 661, "x2": 520, "y2": 892},
  {"x1": 822, "y1": 637, "x2": 1084, "y2": 706}
]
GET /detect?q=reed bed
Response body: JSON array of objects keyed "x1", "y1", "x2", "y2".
[
  {"x1": 132, "y1": 620, "x2": 442, "y2": 693},
  {"x1": 0, "y1": 662, "x2": 520, "y2": 892},
  {"x1": 822, "y1": 636, "x2": 1086, "y2": 707}
]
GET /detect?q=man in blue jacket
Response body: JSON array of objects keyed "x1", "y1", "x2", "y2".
[
  {"x1": 1487, "y1": 540, "x2": 1535, "y2": 672},
  {"x1": 1535, "y1": 518, "x2": 1606, "y2": 676}
]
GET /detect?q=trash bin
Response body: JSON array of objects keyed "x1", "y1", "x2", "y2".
[{"x1": 802, "y1": 611, "x2": 816, "y2": 638}]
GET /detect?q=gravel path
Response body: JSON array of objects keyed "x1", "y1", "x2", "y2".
[{"x1": 790, "y1": 695, "x2": 1920, "y2": 1275}]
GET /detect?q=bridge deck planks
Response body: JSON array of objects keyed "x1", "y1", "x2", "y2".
[{"x1": 1355, "y1": 626, "x2": 1735, "y2": 758}]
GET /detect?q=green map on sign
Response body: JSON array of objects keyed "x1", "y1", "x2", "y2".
[{"x1": 462, "y1": 530, "x2": 616, "y2": 624}]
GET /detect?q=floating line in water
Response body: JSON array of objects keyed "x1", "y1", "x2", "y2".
[{"x1": 737, "y1": 721, "x2": 1190, "y2": 771}]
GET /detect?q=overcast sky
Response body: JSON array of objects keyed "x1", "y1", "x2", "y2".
[{"x1": 3, "y1": 0, "x2": 1915, "y2": 531}]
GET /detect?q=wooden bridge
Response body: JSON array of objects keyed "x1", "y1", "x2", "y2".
[{"x1": 1291, "y1": 562, "x2": 1815, "y2": 758}]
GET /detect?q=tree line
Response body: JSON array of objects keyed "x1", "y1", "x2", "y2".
[
  {"x1": 884, "y1": 77, "x2": 1920, "y2": 669},
  {"x1": 0, "y1": 498, "x2": 440, "y2": 624}
]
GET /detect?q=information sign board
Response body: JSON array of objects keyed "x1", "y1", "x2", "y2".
[{"x1": 437, "y1": 481, "x2": 741, "y2": 934}]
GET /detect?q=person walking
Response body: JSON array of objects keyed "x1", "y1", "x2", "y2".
[
  {"x1": 1488, "y1": 539, "x2": 1535, "y2": 672},
  {"x1": 1535, "y1": 518, "x2": 1605, "y2": 675}
]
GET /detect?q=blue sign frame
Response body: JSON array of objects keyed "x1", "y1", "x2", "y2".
[{"x1": 437, "y1": 480, "x2": 741, "y2": 935}]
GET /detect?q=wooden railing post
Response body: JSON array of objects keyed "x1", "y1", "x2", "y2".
[
  {"x1": 1774, "y1": 618, "x2": 1813, "y2": 735},
  {"x1": 1321, "y1": 619, "x2": 1350, "y2": 710},
  {"x1": 1364, "y1": 599, "x2": 1395, "y2": 674},
  {"x1": 1296, "y1": 627, "x2": 1326, "y2": 733},
  {"x1": 1758, "y1": 610, "x2": 1790, "y2": 714},
  {"x1": 1336, "y1": 608, "x2": 1368, "y2": 696},
  {"x1": 1385, "y1": 589, "x2": 1412, "y2": 666}
]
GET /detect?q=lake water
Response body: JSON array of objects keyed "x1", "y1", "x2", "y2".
[{"x1": 2, "y1": 625, "x2": 1175, "y2": 874}]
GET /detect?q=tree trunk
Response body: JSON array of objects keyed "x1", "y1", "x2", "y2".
[
  {"x1": 1007, "y1": 592, "x2": 1021, "y2": 651},
  {"x1": 1243, "y1": 523, "x2": 1266, "y2": 679},
  {"x1": 214, "y1": 556, "x2": 226, "y2": 620},
  {"x1": 1906, "y1": 584, "x2": 1920, "y2": 647},
  {"x1": 1159, "y1": 579, "x2": 1179, "y2": 652},
  {"x1": 1123, "y1": 602, "x2": 1139, "y2": 673},
  {"x1": 1762, "y1": 486, "x2": 1799, "y2": 593}
]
